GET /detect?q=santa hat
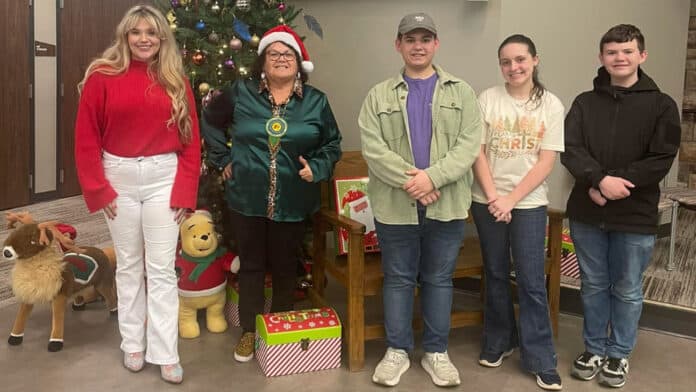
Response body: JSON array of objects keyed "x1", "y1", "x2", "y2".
[{"x1": 257, "y1": 25, "x2": 314, "y2": 73}]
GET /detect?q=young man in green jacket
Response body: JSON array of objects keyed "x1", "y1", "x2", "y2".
[{"x1": 358, "y1": 12, "x2": 482, "y2": 388}]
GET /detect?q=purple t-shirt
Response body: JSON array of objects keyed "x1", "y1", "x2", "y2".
[{"x1": 404, "y1": 73, "x2": 438, "y2": 170}]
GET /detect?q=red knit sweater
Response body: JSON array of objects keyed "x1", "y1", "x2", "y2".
[{"x1": 75, "y1": 60, "x2": 200, "y2": 212}]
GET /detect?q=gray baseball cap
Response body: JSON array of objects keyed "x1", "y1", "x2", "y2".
[{"x1": 398, "y1": 12, "x2": 437, "y2": 35}]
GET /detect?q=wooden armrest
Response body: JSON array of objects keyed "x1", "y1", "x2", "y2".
[{"x1": 317, "y1": 208, "x2": 366, "y2": 235}]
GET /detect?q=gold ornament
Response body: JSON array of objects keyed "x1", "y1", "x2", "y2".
[
  {"x1": 169, "y1": 23, "x2": 177, "y2": 32},
  {"x1": 166, "y1": 10, "x2": 176, "y2": 23},
  {"x1": 198, "y1": 82, "x2": 211, "y2": 95},
  {"x1": 238, "y1": 66, "x2": 249, "y2": 77},
  {"x1": 250, "y1": 34, "x2": 260, "y2": 47}
]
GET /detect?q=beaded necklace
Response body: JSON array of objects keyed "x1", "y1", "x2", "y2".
[{"x1": 265, "y1": 91, "x2": 290, "y2": 218}]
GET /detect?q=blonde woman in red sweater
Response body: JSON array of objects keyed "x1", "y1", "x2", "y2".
[{"x1": 74, "y1": 4, "x2": 200, "y2": 384}]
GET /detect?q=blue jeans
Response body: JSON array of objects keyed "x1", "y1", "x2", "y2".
[
  {"x1": 569, "y1": 220, "x2": 655, "y2": 359},
  {"x1": 471, "y1": 202, "x2": 557, "y2": 373},
  {"x1": 375, "y1": 209, "x2": 466, "y2": 353}
]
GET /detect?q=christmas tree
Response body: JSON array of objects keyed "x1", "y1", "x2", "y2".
[{"x1": 153, "y1": 0, "x2": 324, "y2": 108}]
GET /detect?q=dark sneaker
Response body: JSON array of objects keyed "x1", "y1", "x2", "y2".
[
  {"x1": 571, "y1": 351, "x2": 605, "y2": 380},
  {"x1": 478, "y1": 348, "x2": 514, "y2": 368},
  {"x1": 535, "y1": 369, "x2": 563, "y2": 391},
  {"x1": 598, "y1": 357, "x2": 629, "y2": 388},
  {"x1": 234, "y1": 332, "x2": 255, "y2": 362}
]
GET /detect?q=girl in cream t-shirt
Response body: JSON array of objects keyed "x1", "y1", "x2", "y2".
[{"x1": 470, "y1": 34, "x2": 565, "y2": 391}]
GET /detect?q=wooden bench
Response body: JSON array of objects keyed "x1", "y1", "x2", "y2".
[{"x1": 307, "y1": 151, "x2": 564, "y2": 371}]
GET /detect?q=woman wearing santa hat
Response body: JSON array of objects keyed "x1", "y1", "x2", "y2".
[{"x1": 201, "y1": 24, "x2": 342, "y2": 362}]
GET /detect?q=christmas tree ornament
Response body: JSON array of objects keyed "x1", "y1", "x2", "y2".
[
  {"x1": 211, "y1": 1, "x2": 221, "y2": 13},
  {"x1": 170, "y1": 23, "x2": 177, "y2": 31},
  {"x1": 166, "y1": 10, "x2": 176, "y2": 23},
  {"x1": 191, "y1": 50, "x2": 206, "y2": 65},
  {"x1": 278, "y1": 17, "x2": 285, "y2": 24},
  {"x1": 229, "y1": 37, "x2": 243, "y2": 50},
  {"x1": 278, "y1": 2, "x2": 286, "y2": 12},
  {"x1": 223, "y1": 58, "x2": 235, "y2": 69},
  {"x1": 250, "y1": 34, "x2": 260, "y2": 47},
  {"x1": 170, "y1": 0, "x2": 180, "y2": 8},
  {"x1": 198, "y1": 82, "x2": 211, "y2": 95},
  {"x1": 303, "y1": 14, "x2": 324, "y2": 39},
  {"x1": 195, "y1": 20, "x2": 206, "y2": 31},
  {"x1": 235, "y1": 0, "x2": 250, "y2": 12},
  {"x1": 208, "y1": 31, "x2": 220, "y2": 43},
  {"x1": 238, "y1": 66, "x2": 248, "y2": 76}
]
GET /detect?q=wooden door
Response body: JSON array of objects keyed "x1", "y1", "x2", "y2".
[
  {"x1": 0, "y1": 1, "x2": 32, "y2": 210},
  {"x1": 58, "y1": 0, "x2": 142, "y2": 197}
]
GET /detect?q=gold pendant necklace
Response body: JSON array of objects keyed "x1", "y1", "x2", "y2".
[{"x1": 265, "y1": 92, "x2": 291, "y2": 219}]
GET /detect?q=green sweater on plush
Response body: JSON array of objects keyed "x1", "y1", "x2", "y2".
[{"x1": 201, "y1": 79, "x2": 342, "y2": 222}]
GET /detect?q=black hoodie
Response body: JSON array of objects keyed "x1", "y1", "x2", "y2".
[{"x1": 561, "y1": 67, "x2": 681, "y2": 234}]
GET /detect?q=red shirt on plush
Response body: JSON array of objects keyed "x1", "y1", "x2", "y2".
[{"x1": 75, "y1": 60, "x2": 201, "y2": 212}]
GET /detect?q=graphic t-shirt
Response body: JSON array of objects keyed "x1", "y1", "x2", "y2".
[{"x1": 472, "y1": 85, "x2": 565, "y2": 208}]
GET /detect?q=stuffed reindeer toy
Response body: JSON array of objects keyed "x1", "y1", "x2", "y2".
[{"x1": 2, "y1": 212, "x2": 117, "y2": 352}]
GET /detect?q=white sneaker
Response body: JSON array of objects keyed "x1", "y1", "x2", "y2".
[
  {"x1": 421, "y1": 351, "x2": 461, "y2": 387},
  {"x1": 372, "y1": 347, "x2": 410, "y2": 386}
]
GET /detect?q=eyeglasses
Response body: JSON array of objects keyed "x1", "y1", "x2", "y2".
[{"x1": 267, "y1": 51, "x2": 295, "y2": 62}]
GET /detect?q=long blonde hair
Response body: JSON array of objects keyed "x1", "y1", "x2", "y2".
[{"x1": 78, "y1": 4, "x2": 192, "y2": 143}]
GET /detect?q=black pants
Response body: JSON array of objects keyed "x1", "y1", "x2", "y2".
[{"x1": 230, "y1": 210, "x2": 306, "y2": 332}]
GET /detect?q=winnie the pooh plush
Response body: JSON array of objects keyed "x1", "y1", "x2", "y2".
[{"x1": 176, "y1": 211, "x2": 237, "y2": 338}]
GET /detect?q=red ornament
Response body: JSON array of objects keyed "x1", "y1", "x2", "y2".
[
  {"x1": 191, "y1": 50, "x2": 205, "y2": 65},
  {"x1": 278, "y1": 2, "x2": 286, "y2": 11}
]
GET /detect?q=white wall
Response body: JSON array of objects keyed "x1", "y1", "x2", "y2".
[{"x1": 293, "y1": 0, "x2": 690, "y2": 209}]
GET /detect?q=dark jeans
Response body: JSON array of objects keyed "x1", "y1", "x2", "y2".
[
  {"x1": 375, "y1": 209, "x2": 467, "y2": 353},
  {"x1": 230, "y1": 211, "x2": 306, "y2": 332},
  {"x1": 471, "y1": 202, "x2": 557, "y2": 373}
]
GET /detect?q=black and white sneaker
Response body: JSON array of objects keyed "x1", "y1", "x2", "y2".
[
  {"x1": 478, "y1": 348, "x2": 514, "y2": 368},
  {"x1": 598, "y1": 357, "x2": 629, "y2": 388},
  {"x1": 570, "y1": 351, "x2": 605, "y2": 381},
  {"x1": 535, "y1": 369, "x2": 563, "y2": 391}
]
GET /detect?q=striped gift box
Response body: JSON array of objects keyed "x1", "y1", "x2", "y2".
[
  {"x1": 255, "y1": 307, "x2": 342, "y2": 377},
  {"x1": 547, "y1": 226, "x2": 580, "y2": 279},
  {"x1": 224, "y1": 275, "x2": 272, "y2": 327}
]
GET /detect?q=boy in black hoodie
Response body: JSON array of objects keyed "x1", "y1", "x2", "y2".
[{"x1": 561, "y1": 24, "x2": 681, "y2": 389}]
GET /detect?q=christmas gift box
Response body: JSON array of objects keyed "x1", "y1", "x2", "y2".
[
  {"x1": 546, "y1": 226, "x2": 579, "y2": 279},
  {"x1": 255, "y1": 307, "x2": 341, "y2": 377},
  {"x1": 333, "y1": 177, "x2": 380, "y2": 254},
  {"x1": 224, "y1": 274, "x2": 272, "y2": 327}
]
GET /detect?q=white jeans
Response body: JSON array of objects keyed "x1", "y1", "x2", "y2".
[{"x1": 102, "y1": 151, "x2": 180, "y2": 365}]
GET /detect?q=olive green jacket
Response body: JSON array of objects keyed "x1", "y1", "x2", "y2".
[{"x1": 358, "y1": 65, "x2": 481, "y2": 224}]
